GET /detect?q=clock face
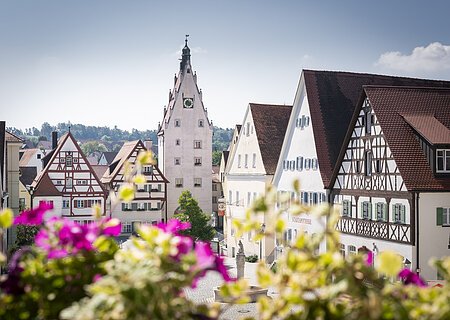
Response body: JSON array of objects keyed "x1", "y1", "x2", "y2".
[{"x1": 183, "y1": 98, "x2": 193, "y2": 108}]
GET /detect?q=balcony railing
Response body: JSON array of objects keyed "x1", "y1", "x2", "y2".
[{"x1": 335, "y1": 216, "x2": 412, "y2": 244}]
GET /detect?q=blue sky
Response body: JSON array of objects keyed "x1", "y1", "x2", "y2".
[{"x1": 1, "y1": 0, "x2": 450, "y2": 131}]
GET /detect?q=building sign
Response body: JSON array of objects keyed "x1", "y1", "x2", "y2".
[
  {"x1": 218, "y1": 199, "x2": 226, "y2": 216},
  {"x1": 291, "y1": 216, "x2": 312, "y2": 225}
]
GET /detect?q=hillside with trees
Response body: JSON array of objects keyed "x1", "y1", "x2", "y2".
[{"x1": 8, "y1": 122, "x2": 233, "y2": 163}]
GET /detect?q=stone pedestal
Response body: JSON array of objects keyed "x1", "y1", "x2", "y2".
[{"x1": 236, "y1": 252, "x2": 245, "y2": 279}]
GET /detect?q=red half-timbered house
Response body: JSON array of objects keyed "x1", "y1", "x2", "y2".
[{"x1": 31, "y1": 132, "x2": 107, "y2": 221}]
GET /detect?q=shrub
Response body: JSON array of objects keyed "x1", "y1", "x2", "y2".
[{"x1": 245, "y1": 254, "x2": 259, "y2": 263}]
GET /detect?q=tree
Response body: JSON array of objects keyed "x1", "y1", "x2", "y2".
[
  {"x1": 212, "y1": 150, "x2": 222, "y2": 165},
  {"x1": 174, "y1": 190, "x2": 215, "y2": 242},
  {"x1": 80, "y1": 141, "x2": 108, "y2": 157}
]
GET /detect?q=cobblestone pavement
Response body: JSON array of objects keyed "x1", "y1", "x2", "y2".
[{"x1": 183, "y1": 258, "x2": 277, "y2": 320}]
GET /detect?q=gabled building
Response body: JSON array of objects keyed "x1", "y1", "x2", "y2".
[
  {"x1": 19, "y1": 166, "x2": 37, "y2": 211},
  {"x1": 273, "y1": 70, "x2": 450, "y2": 254},
  {"x1": 97, "y1": 151, "x2": 118, "y2": 166},
  {"x1": 19, "y1": 148, "x2": 49, "y2": 175},
  {"x1": 101, "y1": 140, "x2": 168, "y2": 236},
  {"x1": 225, "y1": 103, "x2": 291, "y2": 260},
  {"x1": 332, "y1": 86, "x2": 450, "y2": 280},
  {"x1": 31, "y1": 132, "x2": 107, "y2": 221},
  {"x1": 158, "y1": 38, "x2": 213, "y2": 217}
]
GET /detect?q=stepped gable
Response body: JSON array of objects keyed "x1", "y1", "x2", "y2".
[
  {"x1": 303, "y1": 69, "x2": 450, "y2": 188},
  {"x1": 250, "y1": 103, "x2": 292, "y2": 175}
]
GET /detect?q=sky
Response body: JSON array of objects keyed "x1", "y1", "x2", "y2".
[{"x1": 1, "y1": 0, "x2": 450, "y2": 131}]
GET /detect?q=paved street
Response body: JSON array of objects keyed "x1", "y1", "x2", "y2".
[{"x1": 184, "y1": 257, "x2": 276, "y2": 319}]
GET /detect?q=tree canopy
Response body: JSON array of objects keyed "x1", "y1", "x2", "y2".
[{"x1": 174, "y1": 190, "x2": 215, "y2": 242}]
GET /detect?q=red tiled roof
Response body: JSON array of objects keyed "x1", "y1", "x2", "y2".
[
  {"x1": 250, "y1": 103, "x2": 292, "y2": 174},
  {"x1": 303, "y1": 70, "x2": 450, "y2": 188},
  {"x1": 402, "y1": 114, "x2": 450, "y2": 145},
  {"x1": 33, "y1": 172, "x2": 61, "y2": 196},
  {"x1": 364, "y1": 86, "x2": 450, "y2": 191}
]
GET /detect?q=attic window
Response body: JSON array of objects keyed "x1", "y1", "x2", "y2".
[
  {"x1": 436, "y1": 149, "x2": 450, "y2": 173},
  {"x1": 66, "y1": 155, "x2": 73, "y2": 167},
  {"x1": 364, "y1": 151, "x2": 373, "y2": 177}
]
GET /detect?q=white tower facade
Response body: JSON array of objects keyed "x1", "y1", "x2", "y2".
[{"x1": 158, "y1": 38, "x2": 213, "y2": 217}]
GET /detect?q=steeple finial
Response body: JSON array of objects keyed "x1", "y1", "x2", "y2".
[
  {"x1": 185, "y1": 34, "x2": 189, "y2": 46},
  {"x1": 180, "y1": 35, "x2": 191, "y2": 71}
]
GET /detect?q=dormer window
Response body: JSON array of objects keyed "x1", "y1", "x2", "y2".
[
  {"x1": 436, "y1": 149, "x2": 450, "y2": 173},
  {"x1": 364, "y1": 151, "x2": 372, "y2": 177},
  {"x1": 66, "y1": 155, "x2": 72, "y2": 167}
]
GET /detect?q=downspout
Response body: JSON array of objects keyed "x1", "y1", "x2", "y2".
[{"x1": 416, "y1": 192, "x2": 420, "y2": 274}]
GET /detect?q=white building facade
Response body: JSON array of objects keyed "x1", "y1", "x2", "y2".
[
  {"x1": 225, "y1": 103, "x2": 291, "y2": 260},
  {"x1": 158, "y1": 38, "x2": 212, "y2": 217}
]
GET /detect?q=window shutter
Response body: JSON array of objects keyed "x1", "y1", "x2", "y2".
[
  {"x1": 132, "y1": 203, "x2": 137, "y2": 211},
  {"x1": 400, "y1": 205, "x2": 406, "y2": 223},
  {"x1": 383, "y1": 203, "x2": 387, "y2": 221},
  {"x1": 437, "y1": 207, "x2": 444, "y2": 226},
  {"x1": 368, "y1": 203, "x2": 372, "y2": 219}
]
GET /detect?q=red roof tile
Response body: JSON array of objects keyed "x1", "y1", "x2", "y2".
[
  {"x1": 303, "y1": 70, "x2": 450, "y2": 188},
  {"x1": 250, "y1": 103, "x2": 292, "y2": 174},
  {"x1": 364, "y1": 86, "x2": 450, "y2": 191},
  {"x1": 402, "y1": 114, "x2": 450, "y2": 145}
]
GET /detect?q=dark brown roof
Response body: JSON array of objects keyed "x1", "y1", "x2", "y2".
[
  {"x1": 402, "y1": 114, "x2": 450, "y2": 145},
  {"x1": 250, "y1": 103, "x2": 292, "y2": 174},
  {"x1": 222, "y1": 150, "x2": 230, "y2": 166},
  {"x1": 100, "y1": 151, "x2": 118, "y2": 165},
  {"x1": 364, "y1": 86, "x2": 450, "y2": 191},
  {"x1": 5, "y1": 131, "x2": 23, "y2": 143},
  {"x1": 33, "y1": 172, "x2": 61, "y2": 196},
  {"x1": 19, "y1": 166, "x2": 37, "y2": 186},
  {"x1": 303, "y1": 70, "x2": 450, "y2": 188}
]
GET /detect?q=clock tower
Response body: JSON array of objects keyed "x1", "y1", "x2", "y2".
[{"x1": 158, "y1": 37, "x2": 213, "y2": 218}]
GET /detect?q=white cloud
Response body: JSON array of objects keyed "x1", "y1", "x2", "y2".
[{"x1": 376, "y1": 42, "x2": 450, "y2": 73}]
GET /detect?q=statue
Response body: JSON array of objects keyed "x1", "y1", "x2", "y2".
[
  {"x1": 236, "y1": 240, "x2": 245, "y2": 279},
  {"x1": 238, "y1": 240, "x2": 244, "y2": 254}
]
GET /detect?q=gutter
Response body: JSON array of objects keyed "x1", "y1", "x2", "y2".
[{"x1": 415, "y1": 192, "x2": 420, "y2": 275}]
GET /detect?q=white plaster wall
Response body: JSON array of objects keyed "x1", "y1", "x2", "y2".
[
  {"x1": 418, "y1": 192, "x2": 450, "y2": 280},
  {"x1": 161, "y1": 71, "x2": 212, "y2": 217}
]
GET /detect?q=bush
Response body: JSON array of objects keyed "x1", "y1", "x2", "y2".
[{"x1": 245, "y1": 254, "x2": 259, "y2": 263}]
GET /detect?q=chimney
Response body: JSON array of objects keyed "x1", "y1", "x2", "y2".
[
  {"x1": 144, "y1": 140, "x2": 153, "y2": 151},
  {"x1": 52, "y1": 131, "x2": 58, "y2": 149}
]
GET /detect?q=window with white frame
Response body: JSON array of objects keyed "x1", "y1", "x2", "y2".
[
  {"x1": 66, "y1": 177, "x2": 73, "y2": 189},
  {"x1": 436, "y1": 149, "x2": 450, "y2": 173},
  {"x1": 194, "y1": 157, "x2": 202, "y2": 166},
  {"x1": 339, "y1": 243, "x2": 345, "y2": 257},
  {"x1": 305, "y1": 158, "x2": 311, "y2": 170},
  {"x1": 212, "y1": 196, "x2": 218, "y2": 204},
  {"x1": 348, "y1": 245, "x2": 357, "y2": 255},
  {"x1": 236, "y1": 191, "x2": 240, "y2": 206},
  {"x1": 194, "y1": 140, "x2": 202, "y2": 149},
  {"x1": 175, "y1": 178, "x2": 183, "y2": 188},
  {"x1": 228, "y1": 190, "x2": 233, "y2": 204},
  {"x1": 143, "y1": 165, "x2": 153, "y2": 173},
  {"x1": 175, "y1": 119, "x2": 181, "y2": 127},
  {"x1": 342, "y1": 200, "x2": 351, "y2": 217},
  {"x1": 364, "y1": 151, "x2": 373, "y2": 177},
  {"x1": 361, "y1": 201, "x2": 372, "y2": 219},
  {"x1": 62, "y1": 200, "x2": 70, "y2": 209},
  {"x1": 246, "y1": 122, "x2": 250, "y2": 136},
  {"x1": 238, "y1": 154, "x2": 241, "y2": 168},
  {"x1": 312, "y1": 158, "x2": 318, "y2": 170},
  {"x1": 198, "y1": 119, "x2": 204, "y2": 127},
  {"x1": 247, "y1": 192, "x2": 251, "y2": 206},
  {"x1": 175, "y1": 139, "x2": 181, "y2": 146},
  {"x1": 65, "y1": 155, "x2": 73, "y2": 167},
  {"x1": 194, "y1": 178, "x2": 202, "y2": 187},
  {"x1": 296, "y1": 156, "x2": 303, "y2": 171},
  {"x1": 376, "y1": 202, "x2": 387, "y2": 221},
  {"x1": 252, "y1": 153, "x2": 256, "y2": 168},
  {"x1": 122, "y1": 222, "x2": 132, "y2": 234},
  {"x1": 393, "y1": 203, "x2": 406, "y2": 223},
  {"x1": 244, "y1": 154, "x2": 248, "y2": 168}
]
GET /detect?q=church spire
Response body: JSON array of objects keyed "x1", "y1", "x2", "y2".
[{"x1": 180, "y1": 34, "x2": 191, "y2": 71}]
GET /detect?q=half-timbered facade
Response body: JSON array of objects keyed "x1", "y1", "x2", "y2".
[
  {"x1": 332, "y1": 86, "x2": 450, "y2": 280},
  {"x1": 31, "y1": 132, "x2": 107, "y2": 221},
  {"x1": 273, "y1": 70, "x2": 450, "y2": 259},
  {"x1": 101, "y1": 140, "x2": 168, "y2": 236}
]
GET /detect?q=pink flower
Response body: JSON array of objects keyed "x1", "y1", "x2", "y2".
[
  {"x1": 366, "y1": 251, "x2": 374, "y2": 266},
  {"x1": 193, "y1": 242, "x2": 232, "y2": 284},
  {"x1": 157, "y1": 218, "x2": 191, "y2": 235},
  {"x1": 173, "y1": 235, "x2": 193, "y2": 260},
  {"x1": 14, "y1": 202, "x2": 53, "y2": 225},
  {"x1": 101, "y1": 218, "x2": 121, "y2": 236},
  {"x1": 398, "y1": 268, "x2": 427, "y2": 287}
]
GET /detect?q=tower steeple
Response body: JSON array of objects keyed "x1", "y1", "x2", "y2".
[{"x1": 180, "y1": 34, "x2": 191, "y2": 71}]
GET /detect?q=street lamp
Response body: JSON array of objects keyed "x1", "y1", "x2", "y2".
[{"x1": 259, "y1": 223, "x2": 266, "y2": 261}]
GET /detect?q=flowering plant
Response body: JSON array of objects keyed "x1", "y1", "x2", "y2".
[{"x1": 0, "y1": 202, "x2": 231, "y2": 320}]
